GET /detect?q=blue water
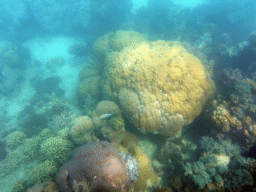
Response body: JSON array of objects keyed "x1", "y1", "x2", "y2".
[{"x1": 0, "y1": 0, "x2": 256, "y2": 191}]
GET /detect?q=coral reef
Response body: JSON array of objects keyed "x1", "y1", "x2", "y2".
[
  {"x1": 11, "y1": 179, "x2": 28, "y2": 192},
  {"x1": 68, "y1": 44, "x2": 88, "y2": 57},
  {"x1": 181, "y1": 136, "x2": 256, "y2": 190},
  {"x1": 69, "y1": 116, "x2": 98, "y2": 145},
  {"x1": 93, "y1": 30, "x2": 148, "y2": 64},
  {"x1": 45, "y1": 57, "x2": 65, "y2": 73},
  {"x1": 24, "y1": 0, "x2": 90, "y2": 33},
  {"x1": 31, "y1": 160, "x2": 58, "y2": 184},
  {"x1": 116, "y1": 132, "x2": 159, "y2": 190},
  {"x1": 88, "y1": 0, "x2": 132, "y2": 35},
  {"x1": 17, "y1": 106, "x2": 48, "y2": 137},
  {"x1": 104, "y1": 40, "x2": 215, "y2": 138},
  {"x1": 21, "y1": 129, "x2": 55, "y2": 163},
  {"x1": 133, "y1": 147, "x2": 158, "y2": 190},
  {"x1": 55, "y1": 141, "x2": 138, "y2": 192},
  {"x1": 40, "y1": 136, "x2": 74, "y2": 165},
  {"x1": 206, "y1": 67, "x2": 256, "y2": 149},
  {"x1": 5, "y1": 131, "x2": 26, "y2": 151},
  {"x1": 49, "y1": 111, "x2": 74, "y2": 133},
  {"x1": 77, "y1": 68, "x2": 101, "y2": 107},
  {"x1": 27, "y1": 181, "x2": 59, "y2": 192},
  {"x1": 158, "y1": 138, "x2": 197, "y2": 164},
  {"x1": 92, "y1": 100, "x2": 125, "y2": 143},
  {"x1": 0, "y1": 42, "x2": 21, "y2": 68}
]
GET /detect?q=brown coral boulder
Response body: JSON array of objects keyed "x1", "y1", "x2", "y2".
[{"x1": 55, "y1": 141, "x2": 136, "y2": 192}]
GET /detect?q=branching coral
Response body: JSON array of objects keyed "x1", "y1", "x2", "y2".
[
  {"x1": 5, "y1": 131, "x2": 26, "y2": 151},
  {"x1": 31, "y1": 160, "x2": 58, "y2": 184},
  {"x1": 40, "y1": 136, "x2": 73, "y2": 165}
]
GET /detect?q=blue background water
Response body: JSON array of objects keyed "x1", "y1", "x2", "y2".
[{"x1": 0, "y1": 0, "x2": 256, "y2": 191}]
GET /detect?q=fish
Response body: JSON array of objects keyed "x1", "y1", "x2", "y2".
[{"x1": 99, "y1": 112, "x2": 115, "y2": 119}]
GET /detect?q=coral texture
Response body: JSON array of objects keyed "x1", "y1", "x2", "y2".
[
  {"x1": 40, "y1": 136, "x2": 73, "y2": 164},
  {"x1": 31, "y1": 160, "x2": 58, "y2": 184},
  {"x1": 92, "y1": 100, "x2": 125, "y2": 143},
  {"x1": 5, "y1": 131, "x2": 26, "y2": 151},
  {"x1": 69, "y1": 116, "x2": 98, "y2": 145},
  {"x1": 104, "y1": 40, "x2": 215, "y2": 137},
  {"x1": 77, "y1": 68, "x2": 101, "y2": 104},
  {"x1": 93, "y1": 30, "x2": 148, "y2": 63},
  {"x1": 55, "y1": 141, "x2": 137, "y2": 192}
]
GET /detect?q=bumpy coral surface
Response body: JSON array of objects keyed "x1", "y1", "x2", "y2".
[
  {"x1": 69, "y1": 116, "x2": 98, "y2": 145},
  {"x1": 104, "y1": 40, "x2": 215, "y2": 137},
  {"x1": 40, "y1": 136, "x2": 73, "y2": 164},
  {"x1": 5, "y1": 131, "x2": 26, "y2": 151},
  {"x1": 31, "y1": 160, "x2": 58, "y2": 184},
  {"x1": 91, "y1": 100, "x2": 126, "y2": 143},
  {"x1": 55, "y1": 141, "x2": 137, "y2": 192}
]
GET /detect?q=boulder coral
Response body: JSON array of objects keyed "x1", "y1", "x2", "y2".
[
  {"x1": 92, "y1": 100, "x2": 125, "y2": 143},
  {"x1": 93, "y1": 30, "x2": 148, "y2": 64},
  {"x1": 55, "y1": 141, "x2": 138, "y2": 192},
  {"x1": 77, "y1": 68, "x2": 101, "y2": 105},
  {"x1": 69, "y1": 116, "x2": 98, "y2": 145},
  {"x1": 104, "y1": 40, "x2": 215, "y2": 138}
]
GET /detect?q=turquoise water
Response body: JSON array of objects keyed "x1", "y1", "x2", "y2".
[{"x1": 0, "y1": 0, "x2": 256, "y2": 191}]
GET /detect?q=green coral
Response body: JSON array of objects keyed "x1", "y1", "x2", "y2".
[
  {"x1": 6, "y1": 131, "x2": 26, "y2": 151},
  {"x1": 40, "y1": 136, "x2": 73, "y2": 164},
  {"x1": 235, "y1": 79, "x2": 252, "y2": 100},
  {"x1": 21, "y1": 129, "x2": 54, "y2": 163},
  {"x1": 224, "y1": 169, "x2": 253, "y2": 189},
  {"x1": 184, "y1": 161, "x2": 213, "y2": 189},
  {"x1": 11, "y1": 179, "x2": 28, "y2": 192},
  {"x1": 109, "y1": 115, "x2": 125, "y2": 130},
  {"x1": 200, "y1": 136, "x2": 241, "y2": 156},
  {"x1": 31, "y1": 160, "x2": 58, "y2": 184},
  {"x1": 21, "y1": 137, "x2": 41, "y2": 163}
]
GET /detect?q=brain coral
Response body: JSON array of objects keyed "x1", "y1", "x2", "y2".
[
  {"x1": 55, "y1": 141, "x2": 138, "y2": 192},
  {"x1": 104, "y1": 40, "x2": 215, "y2": 138}
]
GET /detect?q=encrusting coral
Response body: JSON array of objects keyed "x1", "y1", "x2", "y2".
[{"x1": 104, "y1": 40, "x2": 215, "y2": 138}]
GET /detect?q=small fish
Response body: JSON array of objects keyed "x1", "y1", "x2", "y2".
[{"x1": 99, "y1": 112, "x2": 115, "y2": 119}]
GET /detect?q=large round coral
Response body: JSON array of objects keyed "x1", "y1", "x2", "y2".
[
  {"x1": 104, "y1": 40, "x2": 215, "y2": 138},
  {"x1": 69, "y1": 116, "x2": 98, "y2": 145},
  {"x1": 55, "y1": 141, "x2": 138, "y2": 192}
]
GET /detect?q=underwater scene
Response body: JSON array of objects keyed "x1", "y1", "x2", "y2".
[{"x1": 0, "y1": 0, "x2": 256, "y2": 191}]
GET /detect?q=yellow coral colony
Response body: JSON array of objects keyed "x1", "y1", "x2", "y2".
[{"x1": 104, "y1": 40, "x2": 215, "y2": 138}]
